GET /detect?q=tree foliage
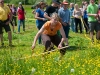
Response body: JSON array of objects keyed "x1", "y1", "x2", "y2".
[{"x1": 5, "y1": 0, "x2": 99, "y2": 5}]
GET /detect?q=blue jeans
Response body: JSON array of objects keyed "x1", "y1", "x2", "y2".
[
  {"x1": 18, "y1": 20, "x2": 25, "y2": 32},
  {"x1": 36, "y1": 22, "x2": 45, "y2": 44},
  {"x1": 70, "y1": 18, "x2": 75, "y2": 32},
  {"x1": 63, "y1": 24, "x2": 70, "y2": 38}
]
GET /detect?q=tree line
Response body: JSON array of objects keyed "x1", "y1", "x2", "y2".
[{"x1": 5, "y1": 0, "x2": 98, "y2": 5}]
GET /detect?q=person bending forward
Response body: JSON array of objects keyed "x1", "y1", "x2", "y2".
[{"x1": 32, "y1": 13, "x2": 68, "y2": 60}]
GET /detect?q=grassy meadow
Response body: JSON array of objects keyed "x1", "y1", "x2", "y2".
[{"x1": 0, "y1": 5, "x2": 100, "y2": 75}]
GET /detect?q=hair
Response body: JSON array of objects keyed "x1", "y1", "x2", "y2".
[
  {"x1": 51, "y1": 13, "x2": 59, "y2": 20},
  {"x1": 39, "y1": 1, "x2": 46, "y2": 8},
  {"x1": 19, "y1": 4, "x2": 24, "y2": 11},
  {"x1": 74, "y1": 4, "x2": 79, "y2": 11}
]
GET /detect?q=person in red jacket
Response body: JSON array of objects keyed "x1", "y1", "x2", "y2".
[{"x1": 17, "y1": 2, "x2": 25, "y2": 33}]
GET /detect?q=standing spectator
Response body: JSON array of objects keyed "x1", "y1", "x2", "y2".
[
  {"x1": 12, "y1": 4, "x2": 17, "y2": 26},
  {"x1": 35, "y1": 1, "x2": 46, "y2": 44},
  {"x1": 32, "y1": 13, "x2": 68, "y2": 60},
  {"x1": 83, "y1": 1, "x2": 89, "y2": 33},
  {"x1": 44, "y1": 0, "x2": 60, "y2": 20},
  {"x1": 73, "y1": 4, "x2": 82, "y2": 33},
  {"x1": 69, "y1": 3, "x2": 75, "y2": 32},
  {"x1": 87, "y1": 0, "x2": 99, "y2": 42},
  {"x1": 0, "y1": 0, "x2": 13, "y2": 46},
  {"x1": 17, "y1": 2, "x2": 25, "y2": 33},
  {"x1": 58, "y1": 0, "x2": 70, "y2": 46},
  {"x1": 7, "y1": 4, "x2": 15, "y2": 33},
  {"x1": 96, "y1": 5, "x2": 100, "y2": 40}
]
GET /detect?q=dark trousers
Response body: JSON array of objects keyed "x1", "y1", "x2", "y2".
[
  {"x1": 12, "y1": 15, "x2": 17, "y2": 26},
  {"x1": 41, "y1": 34, "x2": 66, "y2": 55},
  {"x1": 83, "y1": 18, "x2": 89, "y2": 32},
  {"x1": 75, "y1": 18, "x2": 82, "y2": 33},
  {"x1": 0, "y1": 19, "x2": 11, "y2": 34},
  {"x1": 63, "y1": 24, "x2": 70, "y2": 38}
]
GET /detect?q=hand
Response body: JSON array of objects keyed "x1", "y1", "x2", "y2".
[
  {"x1": 94, "y1": 14, "x2": 98, "y2": 17},
  {"x1": 62, "y1": 22, "x2": 67, "y2": 26},
  {"x1": 94, "y1": 14, "x2": 98, "y2": 18},
  {"x1": 42, "y1": 18, "x2": 47, "y2": 21},
  {"x1": 5, "y1": 21, "x2": 10, "y2": 25},
  {"x1": 76, "y1": 16, "x2": 81, "y2": 19},
  {"x1": 32, "y1": 44, "x2": 35, "y2": 50},
  {"x1": 58, "y1": 43, "x2": 62, "y2": 48}
]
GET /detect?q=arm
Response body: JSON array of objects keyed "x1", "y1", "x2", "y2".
[
  {"x1": 88, "y1": 13, "x2": 97, "y2": 17},
  {"x1": 58, "y1": 9, "x2": 67, "y2": 26},
  {"x1": 72, "y1": 10, "x2": 75, "y2": 17},
  {"x1": 58, "y1": 26, "x2": 67, "y2": 48},
  {"x1": 6, "y1": 7, "x2": 13, "y2": 25},
  {"x1": 24, "y1": 11, "x2": 26, "y2": 15},
  {"x1": 87, "y1": 5, "x2": 98, "y2": 17},
  {"x1": 16, "y1": 7, "x2": 19, "y2": 15},
  {"x1": 80, "y1": 9, "x2": 82, "y2": 17},
  {"x1": 32, "y1": 10, "x2": 35, "y2": 14},
  {"x1": 44, "y1": 12, "x2": 51, "y2": 20},
  {"x1": 32, "y1": 25, "x2": 45, "y2": 49},
  {"x1": 68, "y1": 12, "x2": 70, "y2": 24},
  {"x1": 44, "y1": 6, "x2": 51, "y2": 20},
  {"x1": 9, "y1": 12, "x2": 13, "y2": 21},
  {"x1": 35, "y1": 12, "x2": 45, "y2": 21}
]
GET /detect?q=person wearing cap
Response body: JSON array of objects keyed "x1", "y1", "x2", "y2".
[
  {"x1": 17, "y1": 2, "x2": 26, "y2": 33},
  {"x1": 58, "y1": 1, "x2": 70, "y2": 46},
  {"x1": 44, "y1": 0, "x2": 61, "y2": 20},
  {"x1": 0, "y1": 0, "x2": 13, "y2": 46},
  {"x1": 19, "y1": 2, "x2": 22, "y2": 5},
  {"x1": 87, "y1": 0, "x2": 99, "y2": 42}
]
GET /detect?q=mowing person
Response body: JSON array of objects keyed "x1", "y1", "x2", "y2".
[
  {"x1": 44, "y1": 0, "x2": 61, "y2": 49},
  {"x1": 32, "y1": 13, "x2": 68, "y2": 60}
]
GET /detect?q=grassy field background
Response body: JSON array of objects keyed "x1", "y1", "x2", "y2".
[{"x1": 0, "y1": 5, "x2": 100, "y2": 75}]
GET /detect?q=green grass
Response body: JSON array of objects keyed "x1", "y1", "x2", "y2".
[{"x1": 0, "y1": 5, "x2": 100, "y2": 75}]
